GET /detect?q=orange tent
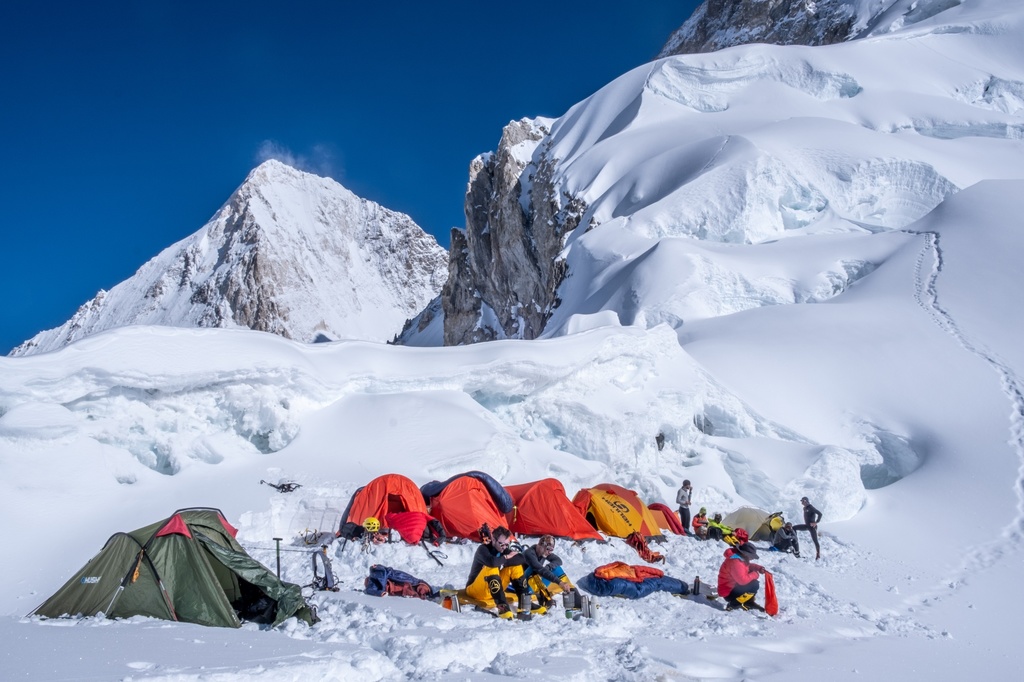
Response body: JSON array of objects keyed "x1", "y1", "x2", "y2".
[
  {"x1": 424, "y1": 475, "x2": 507, "y2": 542},
  {"x1": 648, "y1": 502, "x2": 686, "y2": 535},
  {"x1": 505, "y1": 479, "x2": 603, "y2": 541},
  {"x1": 572, "y1": 484, "x2": 664, "y2": 540},
  {"x1": 342, "y1": 474, "x2": 427, "y2": 528}
]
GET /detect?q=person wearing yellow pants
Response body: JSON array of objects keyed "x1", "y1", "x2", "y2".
[
  {"x1": 514, "y1": 535, "x2": 573, "y2": 614},
  {"x1": 461, "y1": 526, "x2": 522, "y2": 619}
]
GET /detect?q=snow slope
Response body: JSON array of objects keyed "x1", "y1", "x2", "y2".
[{"x1": 3, "y1": 0, "x2": 1024, "y2": 679}]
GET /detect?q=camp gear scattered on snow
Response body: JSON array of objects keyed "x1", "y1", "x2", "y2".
[
  {"x1": 260, "y1": 479, "x2": 301, "y2": 493},
  {"x1": 310, "y1": 545, "x2": 338, "y2": 591},
  {"x1": 624, "y1": 531, "x2": 665, "y2": 563},
  {"x1": 362, "y1": 517, "x2": 381, "y2": 533},
  {"x1": 364, "y1": 564, "x2": 435, "y2": 599},
  {"x1": 764, "y1": 571, "x2": 779, "y2": 616},
  {"x1": 31, "y1": 507, "x2": 314, "y2": 628},
  {"x1": 561, "y1": 588, "x2": 596, "y2": 620},
  {"x1": 438, "y1": 588, "x2": 462, "y2": 612},
  {"x1": 578, "y1": 562, "x2": 686, "y2": 600},
  {"x1": 421, "y1": 540, "x2": 446, "y2": 566},
  {"x1": 504, "y1": 479, "x2": 603, "y2": 541}
]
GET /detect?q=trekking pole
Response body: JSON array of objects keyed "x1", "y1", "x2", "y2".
[{"x1": 273, "y1": 537, "x2": 282, "y2": 579}]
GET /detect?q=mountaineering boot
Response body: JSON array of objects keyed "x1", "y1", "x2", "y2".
[
  {"x1": 496, "y1": 603, "x2": 514, "y2": 620},
  {"x1": 742, "y1": 600, "x2": 766, "y2": 612},
  {"x1": 724, "y1": 600, "x2": 740, "y2": 611}
]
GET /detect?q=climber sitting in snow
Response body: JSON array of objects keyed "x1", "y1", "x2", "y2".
[
  {"x1": 692, "y1": 507, "x2": 709, "y2": 540},
  {"x1": 717, "y1": 528, "x2": 767, "y2": 612},
  {"x1": 707, "y1": 513, "x2": 732, "y2": 542},
  {"x1": 514, "y1": 535, "x2": 574, "y2": 614},
  {"x1": 461, "y1": 525, "x2": 526, "y2": 620},
  {"x1": 770, "y1": 521, "x2": 800, "y2": 557}
]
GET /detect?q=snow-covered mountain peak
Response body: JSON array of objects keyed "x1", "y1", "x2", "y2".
[{"x1": 10, "y1": 162, "x2": 448, "y2": 356}]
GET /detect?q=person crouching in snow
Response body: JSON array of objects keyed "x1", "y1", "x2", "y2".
[
  {"x1": 692, "y1": 507, "x2": 709, "y2": 540},
  {"x1": 463, "y1": 525, "x2": 523, "y2": 619},
  {"x1": 717, "y1": 528, "x2": 767, "y2": 612},
  {"x1": 517, "y1": 535, "x2": 574, "y2": 614}
]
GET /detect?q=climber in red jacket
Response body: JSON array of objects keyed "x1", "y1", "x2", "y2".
[{"x1": 716, "y1": 528, "x2": 766, "y2": 611}]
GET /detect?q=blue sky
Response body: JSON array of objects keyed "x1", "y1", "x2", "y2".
[{"x1": 1, "y1": 1, "x2": 699, "y2": 354}]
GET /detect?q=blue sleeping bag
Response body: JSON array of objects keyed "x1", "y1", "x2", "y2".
[{"x1": 578, "y1": 573, "x2": 689, "y2": 598}]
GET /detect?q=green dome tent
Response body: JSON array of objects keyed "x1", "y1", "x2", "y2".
[
  {"x1": 31, "y1": 507, "x2": 314, "y2": 628},
  {"x1": 721, "y1": 506, "x2": 784, "y2": 542}
]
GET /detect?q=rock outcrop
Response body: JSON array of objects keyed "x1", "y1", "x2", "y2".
[{"x1": 439, "y1": 118, "x2": 585, "y2": 346}]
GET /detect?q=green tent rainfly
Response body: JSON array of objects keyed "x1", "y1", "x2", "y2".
[{"x1": 30, "y1": 507, "x2": 314, "y2": 628}]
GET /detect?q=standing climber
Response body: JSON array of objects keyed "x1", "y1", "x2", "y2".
[
  {"x1": 792, "y1": 496, "x2": 823, "y2": 559},
  {"x1": 676, "y1": 479, "x2": 693, "y2": 536}
]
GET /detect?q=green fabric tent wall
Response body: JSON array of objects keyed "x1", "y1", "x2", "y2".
[{"x1": 31, "y1": 507, "x2": 313, "y2": 628}]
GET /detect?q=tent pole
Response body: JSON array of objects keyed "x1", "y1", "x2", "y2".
[{"x1": 273, "y1": 537, "x2": 282, "y2": 578}]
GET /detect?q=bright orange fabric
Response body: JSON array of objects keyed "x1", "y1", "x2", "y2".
[
  {"x1": 593, "y1": 561, "x2": 665, "y2": 582},
  {"x1": 505, "y1": 479, "x2": 602, "y2": 541}
]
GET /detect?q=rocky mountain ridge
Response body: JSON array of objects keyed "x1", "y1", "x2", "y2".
[{"x1": 11, "y1": 160, "x2": 447, "y2": 356}]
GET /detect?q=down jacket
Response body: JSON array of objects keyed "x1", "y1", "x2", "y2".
[{"x1": 717, "y1": 547, "x2": 761, "y2": 597}]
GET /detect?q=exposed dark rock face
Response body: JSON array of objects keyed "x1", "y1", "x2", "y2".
[
  {"x1": 440, "y1": 119, "x2": 585, "y2": 346},
  {"x1": 659, "y1": 0, "x2": 860, "y2": 56}
]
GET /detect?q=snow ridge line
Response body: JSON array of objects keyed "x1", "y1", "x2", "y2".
[{"x1": 909, "y1": 229, "x2": 1024, "y2": 580}]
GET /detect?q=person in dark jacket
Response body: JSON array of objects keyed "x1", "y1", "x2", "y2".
[
  {"x1": 463, "y1": 526, "x2": 522, "y2": 619},
  {"x1": 717, "y1": 528, "x2": 766, "y2": 611},
  {"x1": 771, "y1": 521, "x2": 800, "y2": 557},
  {"x1": 792, "y1": 496, "x2": 823, "y2": 559},
  {"x1": 516, "y1": 535, "x2": 573, "y2": 614}
]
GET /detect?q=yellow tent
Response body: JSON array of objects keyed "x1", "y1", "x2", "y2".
[{"x1": 571, "y1": 485, "x2": 663, "y2": 539}]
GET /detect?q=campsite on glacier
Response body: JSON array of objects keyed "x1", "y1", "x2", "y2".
[{"x1": 3, "y1": 0, "x2": 1024, "y2": 679}]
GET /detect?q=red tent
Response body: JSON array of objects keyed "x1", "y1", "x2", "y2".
[
  {"x1": 425, "y1": 475, "x2": 507, "y2": 542},
  {"x1": 505, "y1": 479, "x2": 603, "y2": 541},
  {"x1": 342, "y1": 474, "x2": 427, "y2": 529},
  {"x1": 647, "y1": 502, "x2": 686, "y2": 535}
]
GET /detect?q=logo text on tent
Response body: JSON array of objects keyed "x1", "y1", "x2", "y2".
[{"x1": 80, "y1": 576, "x2": 101, "y2": 584}]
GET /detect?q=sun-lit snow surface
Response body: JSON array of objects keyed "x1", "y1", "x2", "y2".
[
  {"x1": 3, "y1": 0, "x2": 1024, "y2": 679},
  {"x1": 538, "y1": 0, "x2": 1024, "y2": 341}
]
